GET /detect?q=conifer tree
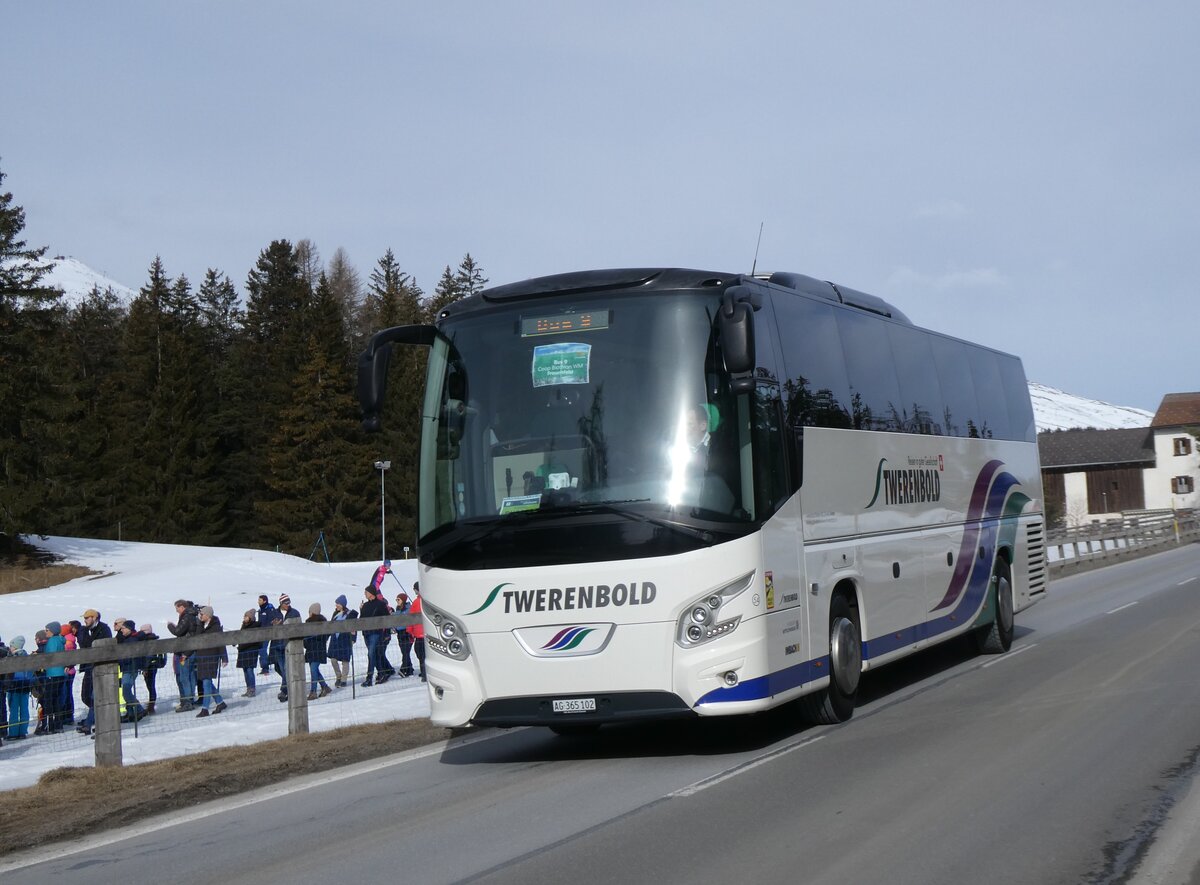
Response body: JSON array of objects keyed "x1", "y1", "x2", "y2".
[
  {"x1": 454, "y1": 253, "x2": 488, "y2": 299},
  {"x1": 358, "y1": 249, "x2": 428, "y2": 550},
  {"x1": 256, "y1": 274, "x2": 372, "y2": 556},
  {"x1": 236, "y1": 240, "x2": 312, "y2": 544},
  {"x1": 425, "y1": 264, "x2": 462, "y2": 321},
  {"x1": 46, "y1": 285, "x2": 128, "y2": 538},
  {"x1": 0, "y1": 164, "x2": 65, "y2": 551},
  {"x1": 327, "y1": 246, "x2": 363, "y2": 350},
  {"x1": 102, "y1": 258, "x2": 175, "y2": 540}
]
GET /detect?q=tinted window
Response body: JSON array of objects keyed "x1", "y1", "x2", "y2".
[
  {"x1": 769, "y1": 294, "x2": 852, "y2": 429},
  {"x1": 887, "y1": 322, "x2": 944, "y2": 435},
  {"x1": 929, "y1": 335, "x2": 980, "y2": 438},
  {"x1": 967, "y1": 348, "x2": 1010, "y2": 439},
  {"x1": 836, "y1": 309, "x2": 903, "y2": 432},
  {"x1": 997, "y1": 355, "x2": 1035, "y2": 442}
]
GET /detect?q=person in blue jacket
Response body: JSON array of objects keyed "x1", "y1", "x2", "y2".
[
  {"x1": 6, "y1": 636, "x2": 34, "y2": 739},
  {"x1": 327, "y1": 595, "x2": 358, "y2": 688},
  {"x1": 255, "y1": 594, "x2": 276, "y2": 674},
  {"x1": 40, "y1": 621, "x2": 68, "y2": 733}
]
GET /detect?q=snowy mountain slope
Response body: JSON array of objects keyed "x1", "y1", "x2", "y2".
[
  {"x1": 1028, "y1": 381, "x2": 1154, "y2": 432},
  {"x1": 41, "y1": 255, "x2": 137, "y2": 306}
]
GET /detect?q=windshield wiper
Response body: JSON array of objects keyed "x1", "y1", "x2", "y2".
[{"x1": 567, "y1": 500, "x2": 715, "y2": 543}]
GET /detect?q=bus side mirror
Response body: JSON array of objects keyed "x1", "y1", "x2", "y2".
[
  {"x1": 719, "y1": 286, "x2": 759, "y2": 391},
  {"x1": 357, "y1": 324, "x2": 437, "y2": 432}
]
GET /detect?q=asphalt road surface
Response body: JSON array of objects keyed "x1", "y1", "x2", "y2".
[{"x1": 7, "y1": 543, "x2": 1200, "y2": 885}]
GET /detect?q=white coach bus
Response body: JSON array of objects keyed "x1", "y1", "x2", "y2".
[{"x1": 358, "y1": 268, "x2": 1046, "y2": 732}]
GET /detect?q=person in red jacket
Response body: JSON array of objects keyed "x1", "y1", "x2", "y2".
[{"x1": 407, "y1": 581, "x2": 426, "y2": 682}]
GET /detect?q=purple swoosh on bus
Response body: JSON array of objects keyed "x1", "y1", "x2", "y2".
[{"x1": 931, "y1": 459, "x2": 1004, "y2": 611}]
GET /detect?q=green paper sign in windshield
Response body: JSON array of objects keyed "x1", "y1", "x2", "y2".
[{"x1": 532, "y1": 342, "x2": 591, "y2": 387}]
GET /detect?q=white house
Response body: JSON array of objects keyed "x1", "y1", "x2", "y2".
[{"x1": 1038, "y1": 391, "x2": 1200, "y2": 526}]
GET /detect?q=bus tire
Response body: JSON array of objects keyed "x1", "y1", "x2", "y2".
[
  {"x1": 975, "y1": 559, "x2": 1014, "y2": 654},
  {"x1": 800, "y1": 594, "x2": 861, "y2": 725}
]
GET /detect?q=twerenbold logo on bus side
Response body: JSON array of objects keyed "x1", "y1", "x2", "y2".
[
  {"x1": 468, "y1": 581, "x2": 658, "y2": 615},
  {"x1": 866, "y1": 455, "x2": 944, "y2": 508}
]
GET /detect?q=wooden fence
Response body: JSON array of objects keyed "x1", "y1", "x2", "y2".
[{"x1": 0, "y1": 613, "x2": 418, "y2": 767}]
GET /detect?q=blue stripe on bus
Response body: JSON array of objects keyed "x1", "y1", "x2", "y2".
[{"x1": 698, "y1": 469, "x2": 1029, "y2": 708}]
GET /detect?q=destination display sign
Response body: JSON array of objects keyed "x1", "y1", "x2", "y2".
[{"x1": 520, "y1": 310, "x2": 609, "y2": 337}]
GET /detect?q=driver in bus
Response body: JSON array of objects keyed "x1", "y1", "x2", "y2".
[{"x1": 685, "y1": 403, "x2": 712, "y2": 456}]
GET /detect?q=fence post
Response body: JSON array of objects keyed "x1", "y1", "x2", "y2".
[
  {"x1": 286, "y1": 637, "x2": 308, "y2": 735},
  {"x1": 92, "y1": 638, "x2": 122, "y2": 768}
]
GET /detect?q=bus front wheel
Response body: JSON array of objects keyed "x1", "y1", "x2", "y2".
[
  {"x1": 974, "y1": 559, "x2": 1014, "y2": 654},
  {"x1": 800, "y1": 595, "x2": 861, "y2": 725}
]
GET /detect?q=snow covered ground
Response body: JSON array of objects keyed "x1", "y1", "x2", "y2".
[{"x1": 0, "y1": 537, "x2": 429, "y2": 791}]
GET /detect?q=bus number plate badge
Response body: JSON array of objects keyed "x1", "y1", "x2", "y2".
[{"x1": 552, "y1": 698, "x2": 597, "y2": 714}]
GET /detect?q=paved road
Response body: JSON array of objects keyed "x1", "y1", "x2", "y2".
[{"x1": 7, "y1": 544, "x2": 1200, "y2": 884}]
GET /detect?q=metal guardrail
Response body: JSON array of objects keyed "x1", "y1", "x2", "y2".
[{"x1": 1045, "y1": 509, "x2": 1200, "y2": 572}]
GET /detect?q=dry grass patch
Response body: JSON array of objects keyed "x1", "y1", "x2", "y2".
[
  {"x1": 0, "y1": 718, "x2": 458, "y2": 857},
  {"x1": 0, "y1": 560, "x2": 95, "y2": 596}
]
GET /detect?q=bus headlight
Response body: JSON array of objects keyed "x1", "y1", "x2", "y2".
[
  {"x1": 423, "y1": 601, "x2": 470, "y2": 661},
  {"x1": 675, "y1": 571, "x2": 754, "y2": 648}
]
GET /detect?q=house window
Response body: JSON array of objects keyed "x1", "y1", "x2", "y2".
[
  {"x1": 1174, "y1": 437, "x2": 1193, "y2": 456},
  {"x1": 1171, "y1": 476, "x2": 1195, "y2": 494}
]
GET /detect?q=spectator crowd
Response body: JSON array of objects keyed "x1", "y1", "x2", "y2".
[{"x1": 0, "y1": 565, "x2": 425, "y2": 749}]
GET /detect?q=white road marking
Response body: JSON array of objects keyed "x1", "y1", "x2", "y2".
[
  {"x1": 0, "y1": 727, "x2": 510, "y2": 874},
  {"x1": 981, "y1": 643, "x2": 1037, "y2": 668},
  {"x1": 671, "y1": 734, "x2": 826, "y2": 798},
  {"x1": 1107, "y1": 601, "x2": 1139, "y2": 615},
  {"x1": 1177, "y1": 577, "x2": 1198, "y2": 586}
]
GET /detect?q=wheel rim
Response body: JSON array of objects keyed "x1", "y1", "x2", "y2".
[
  {"x1": 997, "y1": 575, "x2": 1014, "y2": 634},
  {"x1": 830, "y1": 616, "x2": 862, "y2": 695}
]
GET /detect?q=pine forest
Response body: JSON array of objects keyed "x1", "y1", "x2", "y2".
[{"x1": 0, "y1": 165, "x2": 485, "y2": 562}]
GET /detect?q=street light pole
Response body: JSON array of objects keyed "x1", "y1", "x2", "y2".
[{"x1": 374, "y1": 460, "x2": 391, "y2": 562}]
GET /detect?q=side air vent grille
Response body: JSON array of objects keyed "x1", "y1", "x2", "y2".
[{"x1": 1026, "y1": 521, "x2": 1047, "y2": 598}]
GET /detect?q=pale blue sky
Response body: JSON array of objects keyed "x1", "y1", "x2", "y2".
[{"x1": 4, "y1": 2, "x2": 1197, "y2": 411}]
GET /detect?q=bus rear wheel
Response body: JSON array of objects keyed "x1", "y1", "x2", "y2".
[
  {"x1": 974, "y1": 559, "x2": 1014, "y2": 654},
  {"x1": 800, "y1": 595, "x2": 861, "y2": 725}
]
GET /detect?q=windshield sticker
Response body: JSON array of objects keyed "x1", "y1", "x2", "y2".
[
  {"x1": 499, "y1": 494, "x2": 542, "y2": 515},
  {"x1": 532, "y1": 342, "x2": 591, "y2": 387}
]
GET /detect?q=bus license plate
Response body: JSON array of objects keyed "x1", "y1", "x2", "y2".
[{"x1": 552, "y1": 698, "x2": 596, "y2": 714}]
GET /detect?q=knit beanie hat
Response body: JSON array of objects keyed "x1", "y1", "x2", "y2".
[
  {"x1": 364, "y1": 586, "x2": 378, "y2": 598},
  {"x1": 200, "y1": 605, "x2": 214, "y2": 618},
  {"x1": 60, "y1": 623, "x2": 73, "y2": 636},
  {"x1": 119, "y1": 620, "x2": 135, "y2": 632},
  {"x1": 10, "y1": 635, "x2": 25, "y2": 650},
  {"x1": 46, "y1": 621, "x2": 62, "y2": 635},
  {"x1": 335, "y1": 594, "x2": 348, "y2": 608},
  {"x1": 279, "y1": 593, "x2": 291, "y2": 606},
  {"x1": 309, "y1": 602, "x2": 321, "y2": 616}
]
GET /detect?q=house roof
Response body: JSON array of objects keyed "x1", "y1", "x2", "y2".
[
  {"x1": 1151, "y1": 392, "x2": 1200, "y2": 429},
  {"x1": 1038, "y1": 427, "x2": 1155, "y2": 469}
]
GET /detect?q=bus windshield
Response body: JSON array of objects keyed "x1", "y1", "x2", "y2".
[{"x1": 418, "y1": 292, "x2": 757, "y2": 559}]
